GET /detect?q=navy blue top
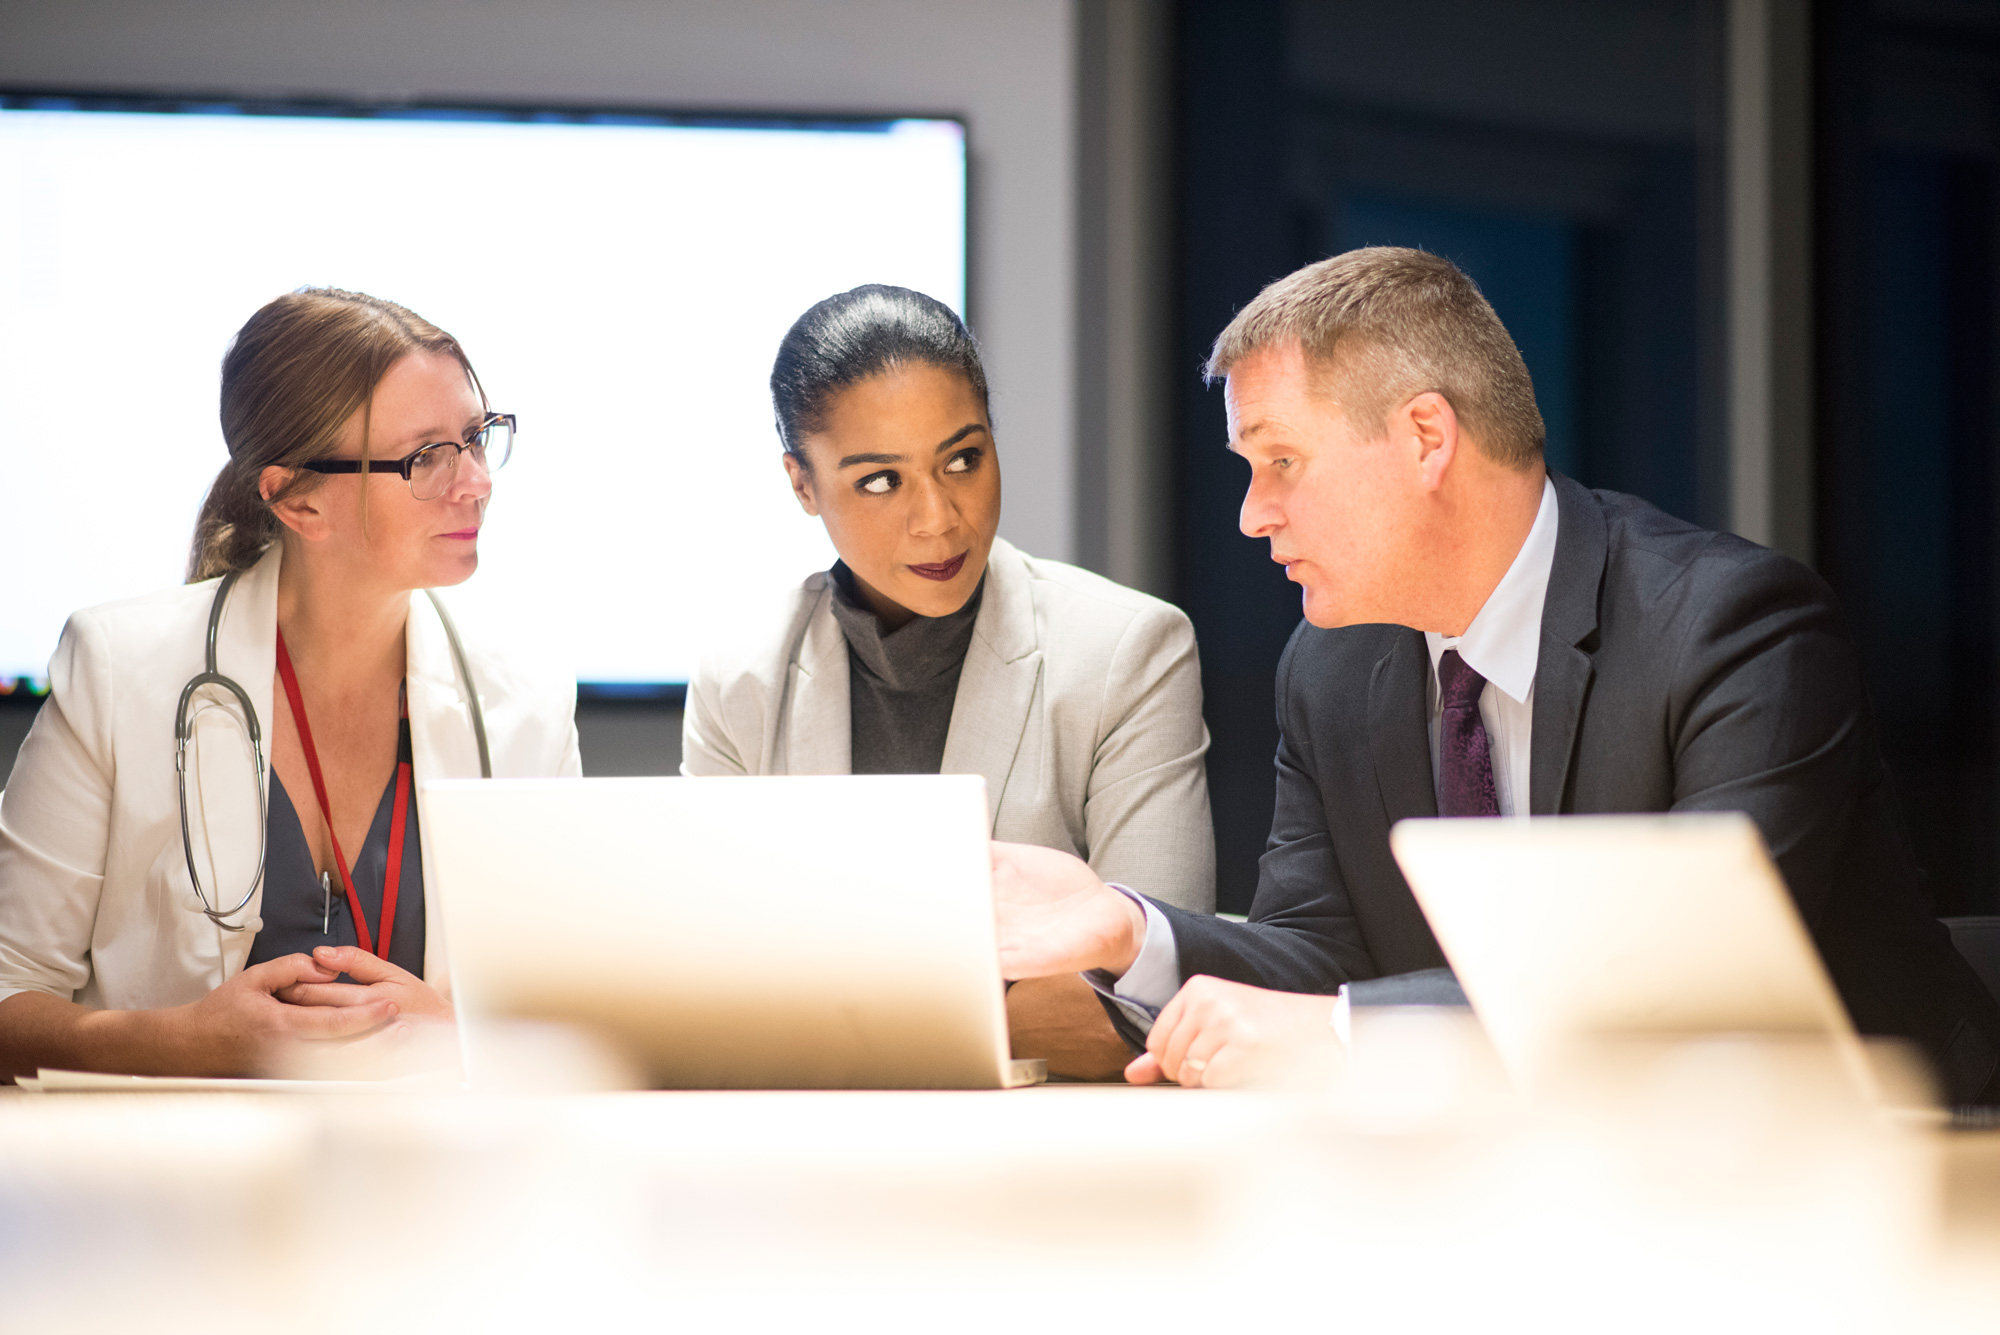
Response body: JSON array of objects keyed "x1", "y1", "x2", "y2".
[{"x1": 247, "y1": 765, "x2": 426, "y2": 978}]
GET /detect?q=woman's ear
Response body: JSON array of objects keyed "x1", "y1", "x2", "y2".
[
  {"x1": 261, "y1": 465, "x2": 332, "y2": 541},
  {"x1": 780, "y1": 450, "x2": 821, "y2": 518}
]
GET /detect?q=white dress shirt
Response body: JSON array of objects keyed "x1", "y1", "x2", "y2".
[
  {"x1": 1423, "y1": 475, "x2": 1559, "y2": 820},
  {"x1": 1100, "y1": 477, "x2": 1561, "y2": 1026}
]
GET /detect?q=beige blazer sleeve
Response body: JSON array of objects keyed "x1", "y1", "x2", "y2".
[
  {"x1": 1072, "y1": 599, "x2": 1214, "y2": 912},
  {"x1": 680, "y1": 581, "x2": 833, "y2": 778},
  {"x1": 955, "y1": 546, "x2": 1214, "y2": 913}
]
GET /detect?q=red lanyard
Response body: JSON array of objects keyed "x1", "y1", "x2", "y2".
[{"x1": 273, "y1": 629, "x2": 411, "y2": 960}]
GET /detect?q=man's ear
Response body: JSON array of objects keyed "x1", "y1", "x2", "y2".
[
  {"x1": 1404, "y1": 391, "x2": 1460, "y2": 492},
  {"x1": 780, "y1": 450, "x2": 821, "y2": 518},
  {"x1": 261, "y1": 466, "x2": 331, "y2": 541}
]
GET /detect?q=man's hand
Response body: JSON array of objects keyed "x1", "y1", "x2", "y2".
[
  {"x1": 990, "y1": 841, "x2": 1147, "y2": 980},
  {"x1": 1125, "y1": 975, "x2": 1341, "y2": 1089},
  {"x1": 277, "y1": 946, "x2": 455, "y2": 1021}
]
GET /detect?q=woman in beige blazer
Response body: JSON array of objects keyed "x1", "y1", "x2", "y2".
[
  {"x1": 684, "y1": 284, "x2": 1215, "y2": 922},
  {"x1": 0, "y1": 289, "x2": 579, "y2": 1080}
]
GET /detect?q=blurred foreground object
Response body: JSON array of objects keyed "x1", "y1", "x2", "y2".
[
  {"x1": 0, "y1": 1066, "x2": 1994, "y2": 1331},
  {"x1": 263, "y1": 1016, "x2": 462, "y2": 1084},
  {"x1": 273, "y1": 1018, "x2": 642, "y2": 1094},
  {"x1": 425, "y1": 776, "x2": 1038, "y2": 1088},
  {"x1": 1391, "y1": 813, "x2": 1922, "y2": 1108},
  {"x1": 19, "y1": 1019, "x2": 638, "y2": 1095}
]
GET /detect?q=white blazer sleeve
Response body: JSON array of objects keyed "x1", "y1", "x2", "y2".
[
  {"x1": 0, "y1": 612, "x2": 116, "y2": 1003},
  {"x1": 1081, "y1": 602, "x2": 1216, "y2": 913}
]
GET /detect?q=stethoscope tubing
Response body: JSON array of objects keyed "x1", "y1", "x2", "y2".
[
  {"x1": 176, "y1": 570, "x2": 268, "y2": 931},
  {"x1": 175, "y1": 570, "x2": 489, "y2": 933}
]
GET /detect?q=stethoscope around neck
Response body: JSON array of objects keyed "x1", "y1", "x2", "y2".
[{"x1": 174, "y1": 567, "x2": 492, "y2": 931}]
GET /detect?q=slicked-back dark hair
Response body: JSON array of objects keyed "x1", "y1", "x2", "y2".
[{"x1": 770, "y1": 284, "x2": 990, "y2": 468}]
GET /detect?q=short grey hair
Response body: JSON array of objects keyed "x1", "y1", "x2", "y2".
[{"x1": 1206, "y1": 247, "x2": 1545, "y2": 469}]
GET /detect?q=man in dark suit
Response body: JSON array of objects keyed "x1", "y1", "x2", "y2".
[{"x1": 991, "y1": 246, "x2": 2000, "y2": 1105}]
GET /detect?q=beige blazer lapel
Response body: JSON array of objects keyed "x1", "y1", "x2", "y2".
[
  {"x1": 940, "y1": 539, "x2": 1042, "y2": 831},
  {"x1": 781, "y1": 581, "x2": 852, "y2": 775},
  {"x1": 184, "y1": 544, "x2": 281, "y2": 969}
]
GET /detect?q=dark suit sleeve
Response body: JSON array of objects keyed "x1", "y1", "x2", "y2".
[
  {"x1": 1663, "y1": 547, "x2": 1875, "y2": 926},
  {"x1": 1658, "y1": 545, "x2": 2000, "y2": 1103},
  {"x1": 1147, "y1": 630, "x2": 1378, "y2": 994}
]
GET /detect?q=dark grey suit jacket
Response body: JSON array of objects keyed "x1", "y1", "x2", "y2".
[{"x1": 1156, "y1": 473, "x2": 2000, "y2": 1104}]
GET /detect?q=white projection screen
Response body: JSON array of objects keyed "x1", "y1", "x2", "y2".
[{"x1": 0, "y1": 96, "x2": 967, "y2": 693}]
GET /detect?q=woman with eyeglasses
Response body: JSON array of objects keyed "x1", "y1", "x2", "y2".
[
  {"x1": 0, "y1": 288, "x2": 580, "y2": 1080},
  {"x1": 684, "y1": 285, "x2": 1214, "y2": 1077}
]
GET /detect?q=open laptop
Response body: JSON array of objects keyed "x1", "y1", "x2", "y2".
[
  {"x1": 1388, "y1": 813, "x2": 1880, "y2": 1100},
  {"x1": 421, "y1": 774, "x2": 1044, "y2": 1090}
]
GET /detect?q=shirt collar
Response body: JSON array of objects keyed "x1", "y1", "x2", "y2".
[{"x1": 1425, "y1": 475, "x2": 1560, "y2": 705}]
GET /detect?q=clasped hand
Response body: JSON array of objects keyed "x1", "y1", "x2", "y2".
[
  {"x1": 277, "y1": 945, "x2": 454, "y2": 1022},
  {"x1": 175, "y1": 947, "x2": 451, "y2": 1077}
]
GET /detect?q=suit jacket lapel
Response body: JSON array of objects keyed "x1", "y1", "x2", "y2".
[
  {"x1": 940, "y1": 539, "x2": 1041, "y2": 832},
  {"x1": 1530, "y1": 472, "x2": 1607, "y2": 814},
  {"x1": 1369, "y1": 629, "x2": 1438, "y2": 824},
  {"x1": 784, "y1": 583, "x2": 852, "y2": 775}
]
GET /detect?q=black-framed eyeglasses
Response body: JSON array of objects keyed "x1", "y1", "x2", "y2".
[{"x1": 301, "y1": 412, "x2": 515, "y2": 501}]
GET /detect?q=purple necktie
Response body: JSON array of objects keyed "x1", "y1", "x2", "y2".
[{"x1": 1437, "y1": 649, "x2": 1500, "y2": 817}]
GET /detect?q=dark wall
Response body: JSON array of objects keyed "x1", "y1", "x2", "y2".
[
  {"x1": 1175, "y1": 0, "x2": 1304, "y2": 917},
  {"x1": 1816, "y1": 0, "x2": 2000, "y2": 915},
  {"x1": 0, "y1": 703, "x2": 35, "y2": 792},
  {"x1": 1174, "y1": 0, "x2": 1720, "y2": 912}
]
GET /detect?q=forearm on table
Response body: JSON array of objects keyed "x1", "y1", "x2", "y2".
[{"x1": 0, "y1": 990, "x2": 193, "y2": 1081}]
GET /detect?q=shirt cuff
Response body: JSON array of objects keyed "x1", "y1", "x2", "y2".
[
  {"x1": 1113, "y1": 892, "x2": 1181, "y2": 1010},
  {"x1": 1079, "y1": 885, "x2": 1181, "y2": 1033}
]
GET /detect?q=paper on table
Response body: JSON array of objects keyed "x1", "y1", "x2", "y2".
[{"x1": 23, "y1": 1069, "x2": 460, "y2": 1094}]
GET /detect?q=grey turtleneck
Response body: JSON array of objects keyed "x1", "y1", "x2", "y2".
[{"x1": 827, "y1": 561, "x2": 985, "y2": 775}]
